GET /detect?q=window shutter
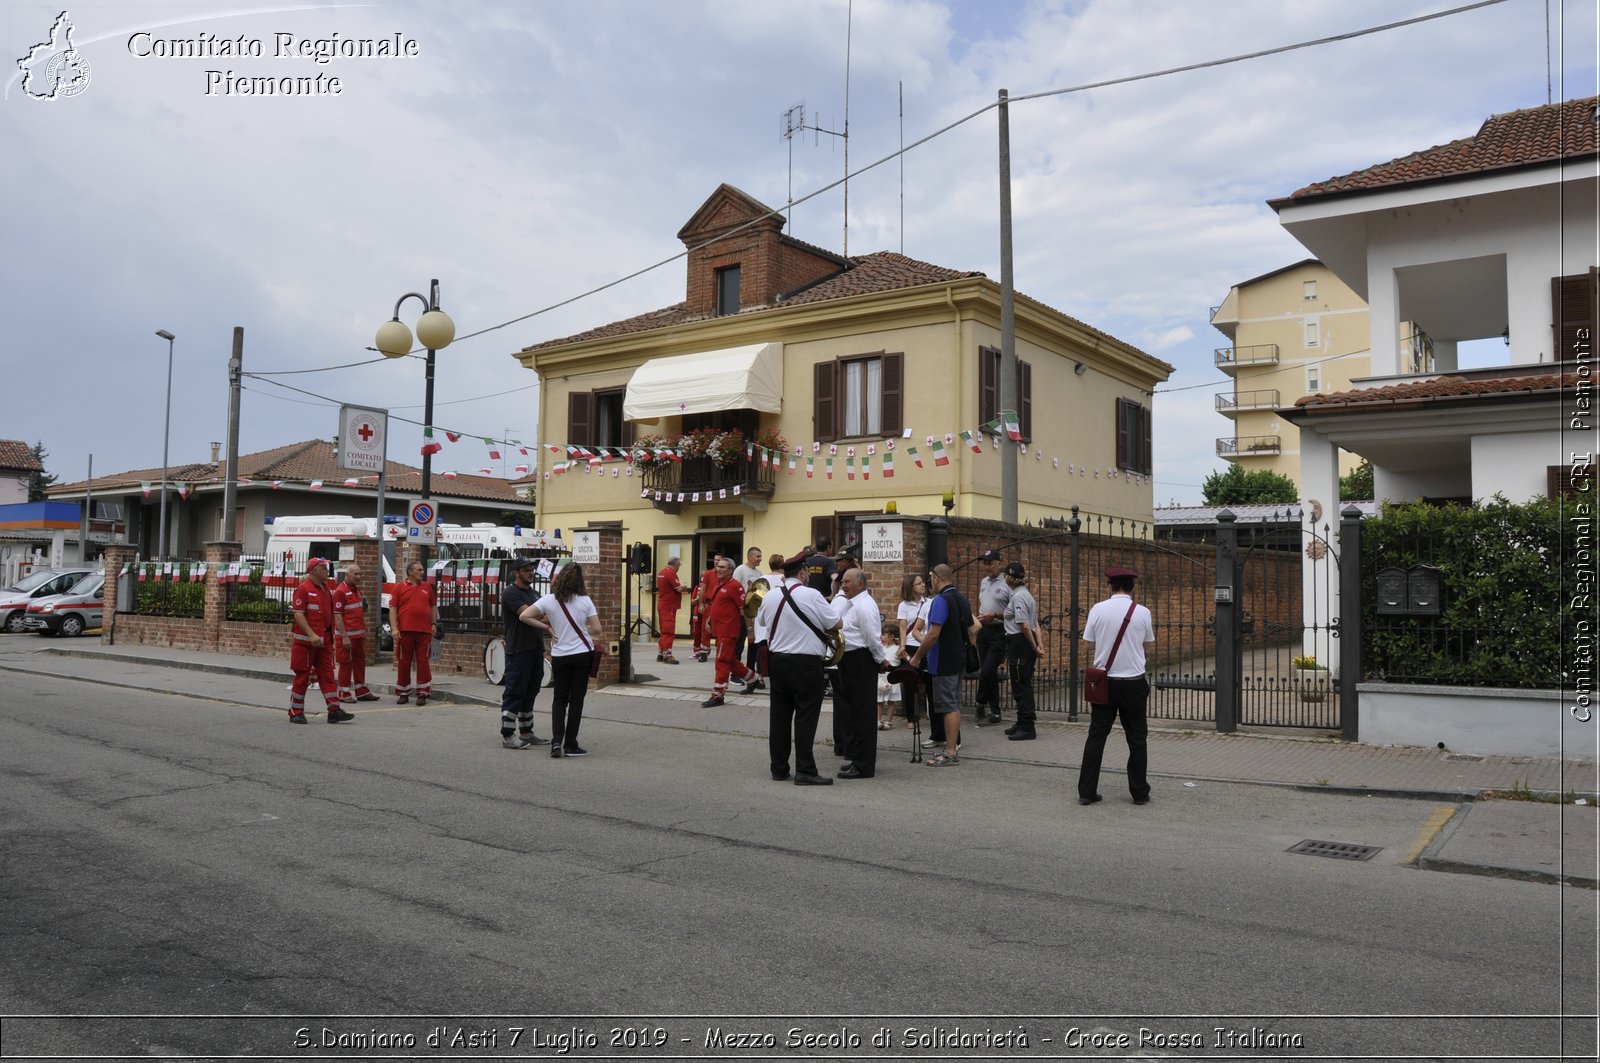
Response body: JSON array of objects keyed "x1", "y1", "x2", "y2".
[
  {"x1": 814, "y1": 360, "x2": 838, "y2": 442},
  {"x1": 880, "y1": 352, "x2": 903, "y2": 436},
  {"x1": 621, "y1": 419, "x2": 636, "y2": 447},
  {"x1": 1115, "y1": 398, "x2": 1131, "y2": 470},
  {"x1": 568, "y1": 391, "x2": 594, "y2": 448},
  {"x1": 1553, "y1": 269, "x2": 1599, "y2": 361},
  {"x1": 1139, "y1": 402, "x2": 1153, "y2": 475},
  {"x1": 979, "y1": 346, "x2": 1000, "y2": 425},
  {"x1": 1017, "y1": 360, "x2": 1033, "y2": 442}
]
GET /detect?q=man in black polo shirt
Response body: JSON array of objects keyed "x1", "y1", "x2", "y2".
[{"x1": 499, "y1": 557, "x2": 549, "y2": 749}]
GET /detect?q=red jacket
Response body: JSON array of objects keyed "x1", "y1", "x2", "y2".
[
  {"x1": 291, "y1": 578, "x2": 334, "y2": 638},
  {"x1": 704, "y1": 576, "x2": 746, "y2": 638},
  {"x1": 332, "y1": 580, "x2": 365, "y2": 635}
]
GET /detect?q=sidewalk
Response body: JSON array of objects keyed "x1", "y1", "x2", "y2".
[{"x1": 5, "y1": 637, "x2": 1597, "y2": 889}]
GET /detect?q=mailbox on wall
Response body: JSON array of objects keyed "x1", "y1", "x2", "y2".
[{"x1": 1376, "y1": 565, "x2": 1442, "y2": 616}]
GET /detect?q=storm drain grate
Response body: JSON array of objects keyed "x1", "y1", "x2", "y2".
[{"x1": 1286, "y1": 839, "x2": 1382, "y2": 861}]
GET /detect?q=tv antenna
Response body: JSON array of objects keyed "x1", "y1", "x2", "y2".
[{"x1": 779, "y1": 0, "x2": 853, "y2": 254}]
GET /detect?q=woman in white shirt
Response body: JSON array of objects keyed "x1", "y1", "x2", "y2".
[
  {"x1": 896, "y1": 572, "x2": 930, "y2": 727},
  {"x1": 520, "y1": 562, "x2": 604, "y2": 758}
]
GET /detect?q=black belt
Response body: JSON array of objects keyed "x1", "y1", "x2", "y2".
[{"x1": 842, "y1": 646, "x2": 873, "y2": 656}]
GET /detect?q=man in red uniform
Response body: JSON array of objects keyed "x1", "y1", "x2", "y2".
[
  {"x1": 289, "y1": 557, "x2": 353, "y2": 724},
  {"x1": 393, "y1": 559, "x2": 438, "y2": 705},
  {"x1": 701, "y1": 556, "x2": 759, "y2": 707},
  {"x1": 690, "y1": 555, "x2": 719, "y2": 662},
  {"x1": 655, "y1": 556, "x2": 684, "y2": 664},
  {"x1": 331, "y1": 560, "x2": 378, "y2": 703}
]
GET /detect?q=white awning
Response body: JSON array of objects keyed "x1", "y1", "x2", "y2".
[{"x1": 623, "y1": 342, "x2": 783, "y2": 421}]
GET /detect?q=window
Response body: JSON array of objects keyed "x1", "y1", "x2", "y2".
[
  {"x1": 813, "y1": 352, "x2": 903, "y2": 441},
  {"x1": 1303, "y1": 280, "x2": 1317, "y2": 301},
  {"x1": 1553, "y1": 268, "x2": 1600, "y2": 361},
  {"x1": 978, "y1": 345, "x2": 1033, "y2": 441},
  {"x1": 1115, "y1": 398, "x2": 1152, "y2": 475},
  {"x1": 716, "y1": 265, "x2": 741, "y2": 316},
  {"x1": 1304, "y1": 320, "x2": 1320, "y2": 347},
  {"x1": 1306, "y1": 364, "x2": 1321, "y2": 394},
  {"x1": 567, "y1": 387, "x2": 635, "y2": 449}
]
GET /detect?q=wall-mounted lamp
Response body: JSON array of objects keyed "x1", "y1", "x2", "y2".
[
  {"x1": 1501, "y1": 326, "x2": 1510, "y2": 347},
  {"x1": 1073, "y1": 361, "x2": 1088, "y2": 376},
  {"x1": 884, "y1": 501, "x2": 898, "y2": 514},
  {"x1": 941, "y1": 489, "x2": 955, "y2": 516}
]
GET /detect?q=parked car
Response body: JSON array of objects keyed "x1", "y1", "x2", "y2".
[
  {"x1": 0, "y1": 568, "x2": 95, "y2": 633},
  {"x1": 23, "y1": 572, "x2": 105, "y2": 637}
]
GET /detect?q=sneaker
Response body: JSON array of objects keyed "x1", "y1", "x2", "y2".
[
  {"x1": 659, "y1": 654, "x2": 680, "y2": 665},
  {"x1": 339, "y1": 695, "x2": 358, "y2": 705},
  {"x1": 327, "y1": 708, "x2": 355, "y2": 723},
  {"x1": 550, "y1": 745, "x2": 563, "y2": 758},
  {"x1": 415, "y1": 695, "x2": 429, "y2": 706},
  {"x1": 521, "y1": 733, "x2": 549, "y2": 746},
  {"x1": 503, "y1": 734, "x2": 531, "y2": 750},
  {"x1": 288, "y1": 713, "x2": 307, "y2": 724},
  {"x1": 920, "y1": 737, "x2": 939, "y2": 748},
  {"x1": 564, "y1": 745, "x2": 588, "y2": 757},
  {"x1": 1007, "y1": 730, "x2": 1037, "y2": 741},
  {"x1": 356, "y1": 692, "x2": 380, "y2": 702},
  {"x1": 743, "y1": 678, "x2": 765, "y2": 692},
  {"x1": 701, "y1": 695, "x2": 726, "y2": 708}
]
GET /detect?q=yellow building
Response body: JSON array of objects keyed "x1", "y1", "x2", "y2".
[
  {"x1": 517, "y1": 184, "x2": 1172, "y2": 577},
  {"x1": 1209, "y1": 260, "x2": 1369, "y2": 484}
]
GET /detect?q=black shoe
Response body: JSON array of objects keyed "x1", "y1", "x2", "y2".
[
  {"x1": 1007, "y1": 730, "x2": 1036, "y2": 741},
  {"x1": 1079, "y1": 794, "x2": 1103, "y2": 806},
  {"x1": 743, "y1": 679, "x2": 765, "y2": 692},
  {"x1": 988, "y1": 714, "x2": 1003, "y2": 725},
  {"x1": 771, "y1": 770, "x2": 791, "y2": 781},
  {"x1": 701, "y1": 695, "x2": 726, "y2": 708},
  {"x1": 1004, "y1": 724, "x2": 1020, "y2": 735},
  {"x1": 1132, "y1": 795, "x2": 1150, "y2": 805},
  {"x1": 564, "y1": 746, "x2": 588, "y2": 757},
  {"x1": 523, "y1": 733, "x2": 549, "y2": 746},
  {"x1": 550, "y1": 745, "x2": 563, "y2": 758},
  {"x1": 289, "y1": 713, "x2": 307, "y2": 724},
  {"x1": 836, "y1": 765, "x2": 873, "y2": 779},
  {"x1": 793, "y1": 772, "x2": 834, "y2": 786},
  {"x1": 327, "y1": 708, "x2": 355, "y2": 723}
]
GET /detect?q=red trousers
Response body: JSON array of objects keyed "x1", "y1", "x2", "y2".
[
  {"x1": 395, "y1": 631, "x2": 432, "y2": 697},
  {"x1": 336, "y1": 636, "x2": 371, "y2": 699},
  {"x1": 289, "y1": 637, "x2": 339, "y2": 716},
  {"x1": 712, "y1": 633, "x2": 755, "y2": 693},
  {"x1": 657, "y1": 607, "x2": 677, "y2": 655}
]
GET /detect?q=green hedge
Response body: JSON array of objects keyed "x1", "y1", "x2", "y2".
[
  {"x1": 132, "y1": 564, "x2": 206, "y2": 618},
  {"x1": 1361, "y1": 497, "x2": 1567, "y2": 688}
]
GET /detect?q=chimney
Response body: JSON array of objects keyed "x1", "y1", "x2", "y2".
[{"x1": 210, "y1": 441, "x2": 221, "y2": 464}]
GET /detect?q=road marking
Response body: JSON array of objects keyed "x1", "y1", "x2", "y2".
[{"x1": 1403, "y1": 805, "x2": 1458, "y2": 864}]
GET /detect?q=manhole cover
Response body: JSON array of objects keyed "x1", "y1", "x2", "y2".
[{"x1": 1286, "y1": 839, "x2": 1382, "y2": 861}]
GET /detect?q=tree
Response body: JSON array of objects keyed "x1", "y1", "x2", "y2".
[
  {"x1": 27, "y1": 440, "x2": 58, "y2": 502},
  {"x1": 1200, "y1": 464, "x2": 1299, "y2": 506},
  {"x1": 1340, "y1": 459, "x2": 1374, "y2": 501}
]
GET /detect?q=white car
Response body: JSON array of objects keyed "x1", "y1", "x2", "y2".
[{"x1": 0, "y1": 568, "x2": 95, "y2": 633}]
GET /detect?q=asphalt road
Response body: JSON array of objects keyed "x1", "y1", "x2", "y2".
[{"x1": 1, "y1": 667, "x2": 1595, "y2": 1062}]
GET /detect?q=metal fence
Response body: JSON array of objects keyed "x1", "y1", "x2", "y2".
[
  {"x1": 125, "y1": 562, "x2": 208, "y2": 619},
  {"x1": 223, "y1": 566, "x2": 293, "y2": 625},
  {"x1": 435, "y1": 554, "x2": 567, "y2": 637}
]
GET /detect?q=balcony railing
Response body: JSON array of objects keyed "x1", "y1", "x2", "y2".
[
  {"x1": 641, "y1": 452, "x2": 776, "y2": 510},
  {"x1": 1214, "y1": 343, "x2": 1280, "y2": 369},
  {"x1": 1215, "y1": 389, "x2": 1281, "y2": 414},
  {"x1": 1216, "y1": 434, "x2": 1282, "y2": 458}
]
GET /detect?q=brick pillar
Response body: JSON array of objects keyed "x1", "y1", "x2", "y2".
[
  {"x1": 860, "y1": 516, "x2": 930, "y2": 625},
  {"x1": 350, "y1": 539, "x2": 382, "y2": 663},
  {"x1": 203, "y1": 541, "x2": 241, "y2": 650},
  {"x1": 581, "y1": 524, "x2": 624, "y2": 687},
  {"x1": 102, "y1": 543, "x2": 137, "y2": 645}
]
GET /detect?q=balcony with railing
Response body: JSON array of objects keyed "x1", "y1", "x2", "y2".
[
  {"x1": 1215, "y1": 389, "x2": 1281, "y2": 416},
  {"x1": 641, "y1": 452, "x2": 777, "y2": 512},
  {"x1": 1216, "y1": 434, "x2": 1282, "y2": 459},
  {"x1": 1214, "y1": 343, "x2": 1280, "y2": 371}
]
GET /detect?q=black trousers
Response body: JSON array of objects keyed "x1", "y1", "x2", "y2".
[
  {"x1": 769, "y1": 651, "x2": 826, "y2": 777},
  {"x1": 1005, "y1": 634, "x2": 1037, "y2": 729},
  {"x1": 974, "y1": 622, "x2": 1006, "y2": 715},
  {"x1": 550, "y1": 652, "x2": 594, "y2": 750},
  {"x1": 500, "y1": 648, "x2": 544, "y2": 737},
  {"x1": 1077, "y1": 676, "x2": 1151, "y2": 801},
  {"x1": 836, "y1": 647, "x2": 878, "y2": 776}
]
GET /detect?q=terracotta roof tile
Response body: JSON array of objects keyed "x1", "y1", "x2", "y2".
[
  {"x1": 1294, "y1": 370, "x2": 1572, "y2": 410},
  {"x1": 1277, "y1": 96, "x2": 1598, "y2": 204},
  {"x1": 0, "y1": 439, "x2": 43, "y2": 473},
  {"x1": 48, "y1": 439, "x2": 524, "y2": 503}
]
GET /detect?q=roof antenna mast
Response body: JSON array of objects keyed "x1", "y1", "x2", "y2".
[{"x1": 779, "y1": 0, "x2": 852, "y2": 254}]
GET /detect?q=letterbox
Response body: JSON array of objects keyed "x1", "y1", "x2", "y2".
[
  {"x1": 1406, "y1": 565, "x2": 1442, "y2": 615},
  {"x1": 1376, "y1": 567, "x2": 1408, "y2": 614}
]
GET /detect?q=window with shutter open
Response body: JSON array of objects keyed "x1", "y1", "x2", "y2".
[
  {"x1": 567, "y1": 391, "x2": 594, "y2": 449},
  {"x1": 814, "y1": 353, "x2": 901, "y2": 440},
  {"x1": 1553, "y1": 268, "x2": 1599, "y2": 361},
  {"x1": 978, "y1": 346, "x2": 1032, "y2": 441},
  {"x1": 1115, "y1": 397, "x2": 1152, "y2": 475}
]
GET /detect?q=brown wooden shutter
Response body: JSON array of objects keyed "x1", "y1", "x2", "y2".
[
  {"x1": 567, "y1": 391, "x2": 594, "y2": 448},
  {"x1": 880, "y1": 352, "x2": 903, "y2": 436},
  {"x1": 1017, "y1": 359, "x2": 1033, "y2": 442},
  {"x1": 814, "y1": 360, "x2": 838, "y2": 442},
  {"x1": 979, "y1": 346, "x2": 1000, "y2": 425},
  {"x1": 1139, "y1": 402, "x2": 1153, "y2": 475},
  {"x1": 1115, "y1": 398, "x2": 1132, "y2": 470},
  {"x1": 621, "y1": 419, "x2": 636, "y2": 447},
  {"x1": 1553, "y1": 269, "x2": 1600, "y2": 361}
]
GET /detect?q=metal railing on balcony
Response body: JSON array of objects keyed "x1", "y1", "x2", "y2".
[
  {"x1": 1216, "y1": 434, "x2": 1282, "y2": 458},
  {"x1": 1214, "y1": 343, "x2": 1279, "y2": 369},
  {"x1": 641, "y1": 452, "x2": 776, "y2": 504},
  {"x1": 1215, "y1": 389, "x2": 1281, "y2": 414}
]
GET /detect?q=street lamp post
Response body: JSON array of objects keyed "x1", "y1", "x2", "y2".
[
  {"x1": 375, "y1": 279, "x2": 455, "y2": 566},
  {"x1": 155, "y1": 329, "x2": 175, "y2": 562}
]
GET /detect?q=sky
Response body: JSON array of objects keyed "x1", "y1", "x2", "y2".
[{"x1": 2, "y1": 0, "x2": 1595, "y2": 506}]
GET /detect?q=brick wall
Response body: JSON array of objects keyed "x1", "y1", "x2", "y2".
[
  {"x1": 583, "y1": 524, "x2": 624, "y2": 686},
  {"x1": 682, "y1": 213, "x2": 843, "y2": 315}
]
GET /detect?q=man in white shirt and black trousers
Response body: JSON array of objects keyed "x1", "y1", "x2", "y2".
[
  {"x1": 755, "y1": 551, "x2": 843, "y2": 786},
  {"x1": 835, "y1": 567, "x2": 891, "y2": 779},
  {"x1": 1077, "y1": 565, "x2": 1156, "y2": 806}
]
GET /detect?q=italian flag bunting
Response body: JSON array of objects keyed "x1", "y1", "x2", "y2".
[
  {"x1": 861, "y1": 454, "x2": 871, "y2": 480},
  {"x1": 421, "y1": 427, "x2": 443, "y2": 456},
  {"x1": 845, "y1": 456, "x2": 855, "y2": 480},
  {"x1": 806, "y1": 457, "x2": 814, "y2": 478},
  {"x1": 960, "y1": 430, "x2": 983, "y2": 453},
  {"x1": 825, "y1": 457, "x2": 834, "y2": 479},
  {"x1": 883, "y1": 452, "x2": 895, "y2": 477},
  {"x1": 981, "y1": 417, "x2": 1003, "y2": 435},
  {"x1": 308, "y1": 480, "x2": 323, "y2": 491},
  {"x1": 907, "y1": 446, "x2": 922, "y2": 468},
  {"x1": 445, "y1": 431, "x2": 461, "y2": 443},
  {"x1": 1003, "y1": 411, "x2": 1022, "y2": 441},
  {"x1": 932, "y1": 440, "x2": 951, "y2": 466}
]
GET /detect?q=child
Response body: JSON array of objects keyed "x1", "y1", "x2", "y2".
[{"x1": 877, "y1": 621, "x2": 902, "y2": 729}]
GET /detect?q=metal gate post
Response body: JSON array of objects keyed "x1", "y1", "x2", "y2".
[
  {"x1": 1067, "y1": 505, "x2": 1081, "y2": 722},
  {"x1": 1215, "y1": 510, "x2": 1239, "y2": 733},
  {"x1": 927, "y1": 516, "x2": 949, "y2": 570},
  {"x1": 1338, "y1": 505, "x2": 1363, "y2": 741}
]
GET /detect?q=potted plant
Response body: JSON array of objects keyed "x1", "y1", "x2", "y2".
[
  {"x1": 630, "y1": 433, "x2": 674, "y2": 470},
  {"x1": 707, "y1": 427, "x2": 745, "y2": 468},
  {"x1": 1293, "y1": 655, "x2": 1330, "y2": 702}
]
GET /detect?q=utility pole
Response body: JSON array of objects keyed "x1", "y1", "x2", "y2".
[
  {"x1": 222, "y1": 328, "x2": 243, "y2": 542},
  {"x1": 998, "y1": 88, "x2": 1018, "y2": 524}
]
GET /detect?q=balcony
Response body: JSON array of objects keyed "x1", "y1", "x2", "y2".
[
  {"x1": 1215, "y1": 389, "x2": 1281, "y2": 416},
  {"x1": 1214, "y1": 343, "x2": 1280, "y2": 371},
  {"x1": 1216, "y1": 434, "x2": 1282, "y2": 459},
  {"x1": 641, "y1": 452, "x2": 777, "y2": 513}
]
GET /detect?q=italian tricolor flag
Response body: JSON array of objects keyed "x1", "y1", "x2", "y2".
[
  {"x1": 882, "y1": 452, "x2": 895, "y2": 478},
  {"x1": 932, "y1": 440, "x2": 951, "y2": 466}
]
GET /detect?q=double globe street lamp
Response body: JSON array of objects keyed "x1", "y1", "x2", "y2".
[{"x1": 375, "y1": 279, "x2": 455, "y2": 564}]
